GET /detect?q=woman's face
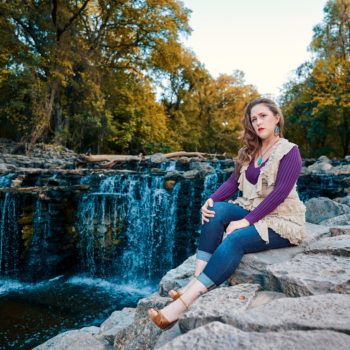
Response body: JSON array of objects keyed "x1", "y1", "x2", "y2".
[{"x1": 250, "y1": 103, "x2": 280, "y2": 140}]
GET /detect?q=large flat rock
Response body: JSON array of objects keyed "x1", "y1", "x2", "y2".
[
  {"x1": 226, "y1": 245, "x2": 303, "y2": 286},
  {"x1": 157, "y1": 321, "x2": 350, "y2": 350},
  {"x1": 265, "y1": 254, "x2": 350, "y2": 296},
  {"x1": 178, "y1": 284, "x2": 261, "y2": 333},
  {"x1": 33, "y1": 329, "x2": 107, "y2": 350},
  {"x1": 305, "y1": 234, "x2": 350, "y2": 257},
  {"x1": 227, "y1": 222, "x2": 330, "y2": 286},
  {"x1": 229, "y1": 293, "x2": 350, "y2": 334}
]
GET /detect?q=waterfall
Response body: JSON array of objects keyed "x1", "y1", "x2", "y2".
[
  {"x1": 0, "y1": 193, "x2": 20, "y2": 277},
  {"x1": 76, "y1": 173, "x2": 182, "y2": 282},
  {"x1": 0, "y1": 173, "x2": 16, "y2": 188},
  {"x1": 26, "y1": 200, "x2": 53, "y2": 275},
  {"x1": 201, "y1": 172, "x2": 220, "y2": 206}
]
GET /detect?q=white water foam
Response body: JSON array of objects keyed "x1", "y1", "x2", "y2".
[{"x1": 65, "y1": 276, "x2": 155, "y2": 296}]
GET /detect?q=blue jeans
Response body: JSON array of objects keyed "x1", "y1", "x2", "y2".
[{"x1": 196, "y1": 201, "x2": 296, "y2": 289}]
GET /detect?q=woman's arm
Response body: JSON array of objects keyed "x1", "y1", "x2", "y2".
[
  {"x1": 243, "y1": 145, "x2": 302, "y2": 225},
  {"x1": 209, "y1": 170, "x2": 239, "y2": 202}
]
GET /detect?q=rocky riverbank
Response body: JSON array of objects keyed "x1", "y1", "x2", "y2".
[
  {"x1": 1, "y1": 138, "x2": 349, "y2": 349},
  {"x1": 33, "y1": 216, "x2": 350, "y2": 350},
  {"x1": 32, "y1": 193, "x2": 350, "y2": 350}
]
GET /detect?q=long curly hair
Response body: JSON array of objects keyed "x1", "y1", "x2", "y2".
[{"x1": 234, "y1": 97, "x2": 284, "y2": 182}]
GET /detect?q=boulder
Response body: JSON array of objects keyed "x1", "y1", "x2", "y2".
[
  {"x1": 228, "y1": 293, "x2": 350, "y2": 334},
  {"x1": 307, "y1": 162, "x2": 332, "y2": 174},
  {"x1": 305, "y1": 234, "x2": 350, "y2": 257},
  {"x1": 178, "y1": 284, "x2": 261, "y2": 333},
  {"x1": 150, "y1": 153, "x2": 168, "y2": 163},
  {"x1": 97, "y1": 307, "x2": 135, "y2": 345},
  {"x1": 113, "y1": 292, "x2": 172, "y2": 350},
  {"x1": 159, "y1": 255, "x2": 196, "y2": 296},
  {"x1": 182, "y1": 169, "x2": 200, "y2": 180},
  {"x1": 305, "y1": 197, "x2": 350, "y2": 224},
  {"x1": 154, "y1": 324, "x2": 182, "y2": 349},
  {"x1": 329, "y1": 164, "x2": 350, "y2": 176},
  {"x1": 33, "y1": 329, "x2": 107, "y2": 350},
  {"x1": 319, "y1": 214, "x2": 350, "y2": 226},
  {"x1": 157, "y1": 321, "x2": 350, "y2": 350},
  {"x1": 164, "y1": 170, "x2": 181, "y2": 180},
  {"x1": 318, "y1": 155, "x2": 331, "y2": 163},
  {"x1": 265, "y1": 254, "x2": 350, "y2": 296},
  {"x1": 189, "y1": 162, "x2": 215, "y2": 175},
  {"x1": 226, "y1": 245, "x2": 303, "y2": 286}
]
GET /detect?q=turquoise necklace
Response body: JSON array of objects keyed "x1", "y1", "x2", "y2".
[{"x1": 256, "y1": 138, "x2": 280, "y2": 165}]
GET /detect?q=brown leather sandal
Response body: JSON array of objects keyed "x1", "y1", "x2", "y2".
[
  {"x1": 168, "y1": 274, "x2": 198, "y2": 301},
  {"x1": 148, "y1": 295, "x2": 189, "y2": 330}
]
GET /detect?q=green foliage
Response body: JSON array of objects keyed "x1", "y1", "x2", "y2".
[
  {"x1": 280, "y1": 0, "x2": 350, "y2": 158},
  {"x1": 1, "y1": 0, "x2": 347, "y2": 158}
]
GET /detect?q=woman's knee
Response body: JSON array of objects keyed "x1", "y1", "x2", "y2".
[{"x1": 208, "y1": 202, "x2": 231, "y2": 223}]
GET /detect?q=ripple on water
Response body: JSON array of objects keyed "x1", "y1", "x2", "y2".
[{"x1": 0, "y1": 275, "x2": 157, "y2": 350}]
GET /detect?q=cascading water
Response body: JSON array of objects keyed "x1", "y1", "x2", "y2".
[
  {"x1": 0, "y1": 164, "x2": 320, "y2": 349},
  {"x1": 76, "y1": 174, "x2": 182, "y2": 283},
  {"x1": 0, "y1": 193, "x2": 20, "y2": 278}
]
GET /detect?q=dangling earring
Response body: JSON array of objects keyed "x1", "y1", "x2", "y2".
[{"x1": 274, "y1": 124, "x2": 280, "y2": 135}]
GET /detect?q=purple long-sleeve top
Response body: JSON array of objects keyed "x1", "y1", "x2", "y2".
[{"x1": 210, "y1": 145, "x2": 302, "y2": 225}]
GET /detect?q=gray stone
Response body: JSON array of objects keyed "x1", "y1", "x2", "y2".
[
  {"x1": 329, "y1": 164, "x2": 350, "y2": 176},
  {"x1": 189, "y1": 162, "x2": 215, "y2": 173},
  {"x1": 226, "y1": 245, "x2": 303, "y2": 286},
  {"x1": 319, "y1": 213, "x2": 350, "y2": 225},
  {"x1": 113, "y1": 292, "x2": 172, "y2": 350},
  {"x1": 157, "y1": 321, "x2": 350, "y2": 350},
  {"x1": 154, "y1": 324, "x2": 182, "y2": 349},
  {"x1": 300, "y1": 222, "x2": 331, "y2": 246},
  {"x1": 33, "y1": 329, "x2": 106, "y2": 350},
  {"x1": 300, "y1": 166, "x2": 310, "y2": 176},
  {"x1": 165, "y1": 170, "x2": 181, "y2": 180},
  {"x1": 178, "y1": 284, "x2": 261, "y2": 333},
  {"x1": 305, "y1": 197, "x2": 350, "y2": 224},
  {"x1": 336, "y1": 195, "x2": 350, "y2": 206},
  {"x1": 182, "y1": 169, "x2": 200, "y2": 180},
  {"x1": 265, "y1": 254, "x2": 350, "y2": 296},
  {"x1": 229, "y1": 293, "x2": 350, "y2": 334},
  {"x1": 330, "y1": 225, "x2": 350, "y2": 236},
  {"x1": 307, "y1": 161, "x2": 332, "y2": 174},
  {"x1": 305, "y1": 234, "x2": 350, "y2": 257},
  {"x1": 149, "y1": 153, "x2": 167, "y2": 163},
  {"x1": 318, "y1": 155, "x2": 331, "y2": 163},
  {"x1": 227, "y1": 222, "x2": 329, "y2": 286},
  {"x1": 159, "y1": 255, "x2": 196, "y2": 296},
  {"x1": 98, "y1": 308, "x2": 135, "y2": 345},
  {"x1": 246, "y1": 290, "x2": 287, "y2": 309},
  {"x1": 160, "y1": 223, "x2": 329, "y2": 294},
  {"x1": 80, "y1": 326, "x2": 101, "y2": 335}
]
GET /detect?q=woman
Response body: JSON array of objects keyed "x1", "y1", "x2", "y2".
[{"x1": 148, "y1": 97, "x2": 306, "y2": 329}]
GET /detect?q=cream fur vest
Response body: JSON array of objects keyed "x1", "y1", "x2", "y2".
[{"x1": 228, "y1": 138, "x2": 306, "y2": 245}]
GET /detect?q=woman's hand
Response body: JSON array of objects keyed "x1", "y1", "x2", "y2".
[
  {"x1": 201, "y1": 198, "x2": 215, "y2": 225},
  {"x1": 223, "y1": 219, "x2": 250, "y2": 239}
]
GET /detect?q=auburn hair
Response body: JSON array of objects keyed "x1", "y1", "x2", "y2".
[{"x1": 234, "y1": 97, "x2": 284, "y2": 182}]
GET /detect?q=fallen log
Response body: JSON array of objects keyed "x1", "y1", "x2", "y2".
[{"x1": 77, "y1": 151, "x2": 227, "y2": 169}]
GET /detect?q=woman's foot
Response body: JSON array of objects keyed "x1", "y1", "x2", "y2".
[{"x1": 149, "y1": 296, "x2": 189, "y2": 329}]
